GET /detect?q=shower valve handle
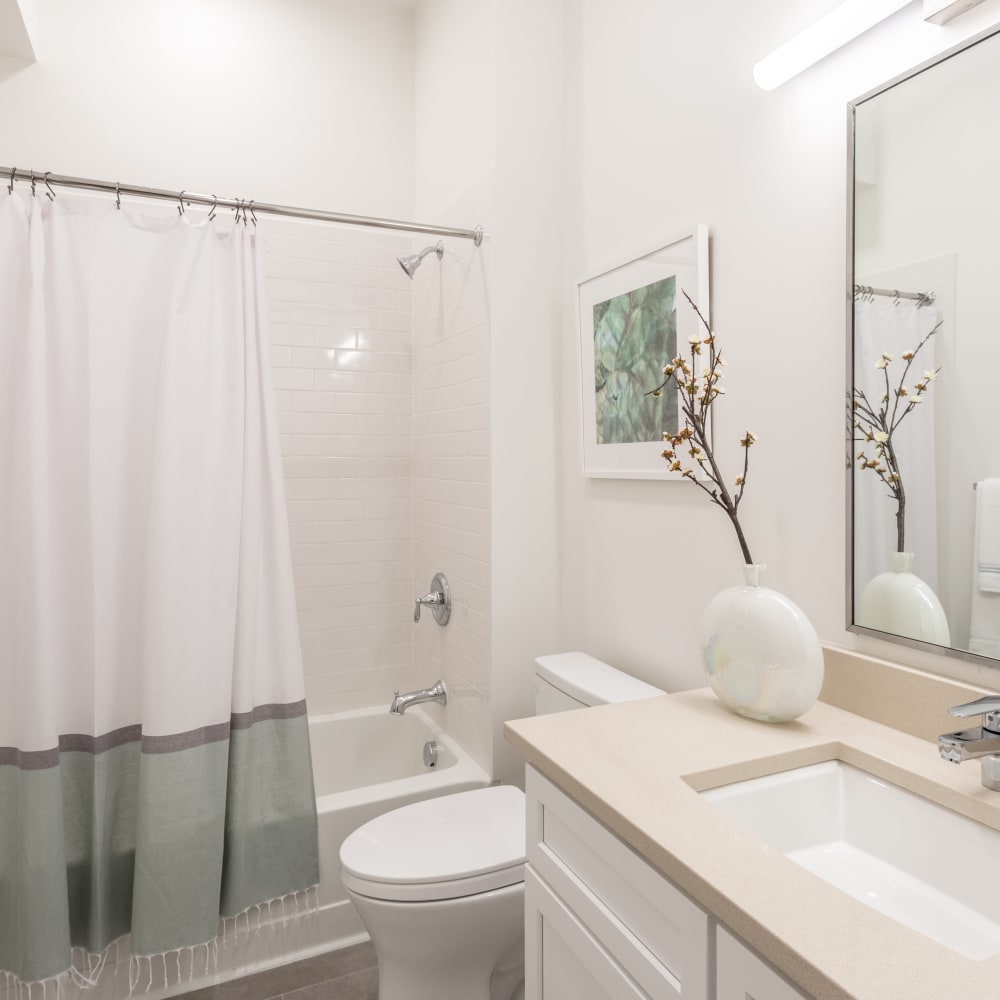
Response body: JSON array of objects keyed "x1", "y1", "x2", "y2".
[
  {"x1": 413, "y1": 572, "x2": 451, "y2": 626},
  {"x1": 414, "y1": 592, "x2": 444, "y2": 620}
]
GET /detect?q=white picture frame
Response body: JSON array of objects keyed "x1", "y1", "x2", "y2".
[{"x1": 577, "y1": 225, "x2": 710, "y2": 479}]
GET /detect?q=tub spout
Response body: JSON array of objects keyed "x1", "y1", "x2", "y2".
[{"x1": 389, "y1": 679, "x2": 447, "y2": 716}]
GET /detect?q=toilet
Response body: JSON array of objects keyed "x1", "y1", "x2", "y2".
[{"x1": 339, "y1": 653, "x2": 665, "y2": 1000}]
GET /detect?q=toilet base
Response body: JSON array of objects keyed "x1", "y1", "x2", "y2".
[{"x1": 346, "y1": 881, "x2": 525, "y2": 1000}]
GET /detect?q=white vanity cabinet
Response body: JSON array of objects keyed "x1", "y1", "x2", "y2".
[{"x1": 524, "y1": 767, "x2": 811, "y2": 1000}]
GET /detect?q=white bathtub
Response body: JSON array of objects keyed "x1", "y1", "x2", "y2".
[{"x1": 309, "y1": 705, "x2": 491, "y2": 944}]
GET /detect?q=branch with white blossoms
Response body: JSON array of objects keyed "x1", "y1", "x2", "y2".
[
  {"x1": 648, "y1": 291, "x2": 756, "y2": 566},
  {"x1": 852, "y1": 320, "x2": 942, "y2": 553}
]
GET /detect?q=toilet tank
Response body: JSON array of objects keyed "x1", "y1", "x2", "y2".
[{"x1": 534, "y1": 652, "x2": 665, "y2": 715}]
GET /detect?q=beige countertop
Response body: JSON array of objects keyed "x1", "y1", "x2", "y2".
[{"x1": 504, "y1": 689, "x2": 1000, "y2": 1000}]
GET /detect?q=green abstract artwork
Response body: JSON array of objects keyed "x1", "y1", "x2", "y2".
[{"x1": 593, "y1": 275, "x2": 677, "y2": 444}]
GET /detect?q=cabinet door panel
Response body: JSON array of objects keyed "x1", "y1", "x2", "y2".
[
  {"x1": 527, "y1": 768, "x2": 710, "y2": 1000},
  {"x1": 526, "y1": 868, "x2": 650, "y2": 1000},
  {"x1": 716, "y1": 927, "x2": 811, "y2": 1000}
]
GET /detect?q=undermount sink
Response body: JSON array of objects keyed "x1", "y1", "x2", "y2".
[{"x1": 700, "y1": 760, "x2": 1000, "y2": 960}]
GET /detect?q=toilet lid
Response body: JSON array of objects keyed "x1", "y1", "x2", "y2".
[{"x1": 340, "y1": 785, "x2": 526, "y2": 902}]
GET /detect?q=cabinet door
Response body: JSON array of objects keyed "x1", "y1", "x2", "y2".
[
  {"x1": 526, "y1": 868, "x2": 651, "y2": 1000},
  {"x1": 716, "y1": 927, "x2": 811, "y2": 1000},
  {"x1": 526, "y1": 768, "x2": 710, "y2": 1000}
]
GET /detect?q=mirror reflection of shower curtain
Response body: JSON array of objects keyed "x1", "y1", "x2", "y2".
[{"x1": 854, "y1": 299, "x2": 940, "y2": 597}]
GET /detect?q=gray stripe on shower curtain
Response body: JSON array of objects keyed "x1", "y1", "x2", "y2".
[
  {"x1": 0, "y1": 709, "x2": 318, "y2": 982},
  {"x1": 0, "y1": 701, "x2": 308, "y2": 766}
]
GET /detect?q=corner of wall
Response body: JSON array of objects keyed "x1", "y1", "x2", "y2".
[{"x1": 1, "y1": 0, "x2": 38, "y2": 61}]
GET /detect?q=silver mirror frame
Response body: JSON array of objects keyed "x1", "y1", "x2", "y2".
[{"x1": 845, "y1": 22, "x2": 1000, "y2": 668}]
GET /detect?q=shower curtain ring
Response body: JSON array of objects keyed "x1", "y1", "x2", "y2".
[
  {"x1": 43, "y1": 172, "x2": 56, "y2": 201},
  {"x1": 115, "y1": 182, "x2": 121, "y2": 209},
  {"x1": 7, "y1": 166, "x2": 15, "y2": 195},
  {"x1": 248, "y1": 200, "x2": 257, "y2": 227},
  {"x1": 177, "y1": 190, "x2": 186, "y2": 216},
  {"x1": 30, "y1": 170, "x2": 36, "y2": 197},
  {"x1": 208, "y1": 194, "x2": 217, "y2": 221}
]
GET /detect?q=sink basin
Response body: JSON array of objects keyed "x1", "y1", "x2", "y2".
[{"x1": 700, "y1": 760, "x2": 1000, "y2": 959}]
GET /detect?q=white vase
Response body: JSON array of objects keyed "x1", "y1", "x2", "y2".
[
  {"x1": 700, "y1": 564, "x2": 824, "y2": 723},
  {"x1": 857, "y1": 551, "x2": 951, "y2": 646}
]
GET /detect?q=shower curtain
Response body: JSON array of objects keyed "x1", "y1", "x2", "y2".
[
  {"x1": 0, "y1": 194, "x2": 319, "y2": 991},
  {"x1": 854, "y1": 298, "x2": 941, "y2": 593}
]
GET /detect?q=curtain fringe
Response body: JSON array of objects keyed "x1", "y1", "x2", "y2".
[{"x1": 2, "y1": 886, "x2": 320, "y2": 1000}]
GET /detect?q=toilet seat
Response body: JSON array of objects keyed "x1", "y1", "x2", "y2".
[{"x1": 340, "y1": 785, "x2": 526, "y2": 902}]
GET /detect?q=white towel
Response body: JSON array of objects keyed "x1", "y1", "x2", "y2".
[
  {"x1": 970, "y1": 480, "x2": 1000, "y2": 656},
  {"x1": 976, "y1": 480, "x2": 1000, "y2": 592}
]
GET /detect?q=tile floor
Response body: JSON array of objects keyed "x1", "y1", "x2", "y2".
[{"x1": 179, "y1": 942, "x2": 377, "y2": 1000}]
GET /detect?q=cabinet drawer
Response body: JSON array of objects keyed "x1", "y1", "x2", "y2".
[
  {"x1": 716, "y1": 926, "x2": 811, "y2": 1000},
  {"x1": 526, "y1": 767, "x2": 710, "y2": 1000}
]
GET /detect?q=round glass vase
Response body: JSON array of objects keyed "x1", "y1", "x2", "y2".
[
  {"x1": 857, "y1": 551, "x2": 951, "y2": 646},
  {"x1": 700, "y1": 564, "x2": 824, "y2": 723}
]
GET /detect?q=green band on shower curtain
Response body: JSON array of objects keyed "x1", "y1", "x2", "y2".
[
  {"x1": 0, "y1": 709, "x2": 318, "y2": 983},
  {"x1": 220, "y1": 716, "x2": 320, "y2": 919}
]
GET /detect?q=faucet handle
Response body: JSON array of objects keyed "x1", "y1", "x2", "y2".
[
  {"x1": 949, "y1": 696, "x2": 1000, "y2": 733},
  {"x1": 949, "y1": 696, "x2": 1000, "y2": 717}
]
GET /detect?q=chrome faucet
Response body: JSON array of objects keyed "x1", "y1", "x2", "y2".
[
  {"x1": 938, "y1": 696, "x2": 1000, "y2": 790},
  {"x1": 389, "y1": 679, "x2": 447, "y2": 716}
]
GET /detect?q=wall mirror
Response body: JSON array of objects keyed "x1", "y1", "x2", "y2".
[{"x1": 848, "y1": 24, "x2": 1000, "y2": 664}]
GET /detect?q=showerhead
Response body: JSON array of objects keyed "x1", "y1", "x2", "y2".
[{"x1": 397, "y1": 240, "x2": 444, "y2": 279}]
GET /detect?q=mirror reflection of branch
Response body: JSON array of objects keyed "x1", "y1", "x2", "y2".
[
  {"x1": 648, "y1": 290, "x2": 756, "y2": 565},
  {"x1": 852, "y1": 320, "x2": 942, "y2": 553}
]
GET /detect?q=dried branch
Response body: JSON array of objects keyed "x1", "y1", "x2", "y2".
[
  {"x1": 649, "y1": 291, "x2": 755, "y2": 565},
  {"x1": 852, "y1": 320, "x2": 941, "y2": 552}
]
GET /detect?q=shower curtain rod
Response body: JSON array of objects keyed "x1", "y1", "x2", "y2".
[
  {"x1": 2, "y1": 166, "x2": 485, "y2": 245},
  {"x1": 853, "y1": 283, "x2": 935, "y2": 306}
]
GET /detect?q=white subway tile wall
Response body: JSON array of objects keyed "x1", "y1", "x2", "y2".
[
  {"x1": 266, "y1": 221, "x2": 416, "y2": 717},
  {"x1": 265, "y1": 221, "x2": 491, "y2": 771}
]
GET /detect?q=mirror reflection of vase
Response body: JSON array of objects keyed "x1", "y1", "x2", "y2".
[
  {"x1": 857, "y1": 552, "x2": 951, "y2": 646},
  {"x1": 701, "y1": 564, "x2": 824, "y2": 723}
]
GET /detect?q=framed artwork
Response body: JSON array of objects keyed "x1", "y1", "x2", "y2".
[{"x1": 577, "y1": 225, "x2": 709, "y2": 479}]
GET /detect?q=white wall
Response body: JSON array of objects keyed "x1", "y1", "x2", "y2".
[
  {"x1": 0, "y1": 0, "x2": 414, "y2": 217},
  {"x1": 487, "y1": 2, "x2": 565, "y2": 783},
  {"x1": 555, "y1": 0, "x2": 1000, "y2": 696},
  {"x1": 412, "y1": 0, "x2": 564, "y2": 784},
  {"x1": 412, "y1": 0, "x2": 495, "y2": 223}
]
